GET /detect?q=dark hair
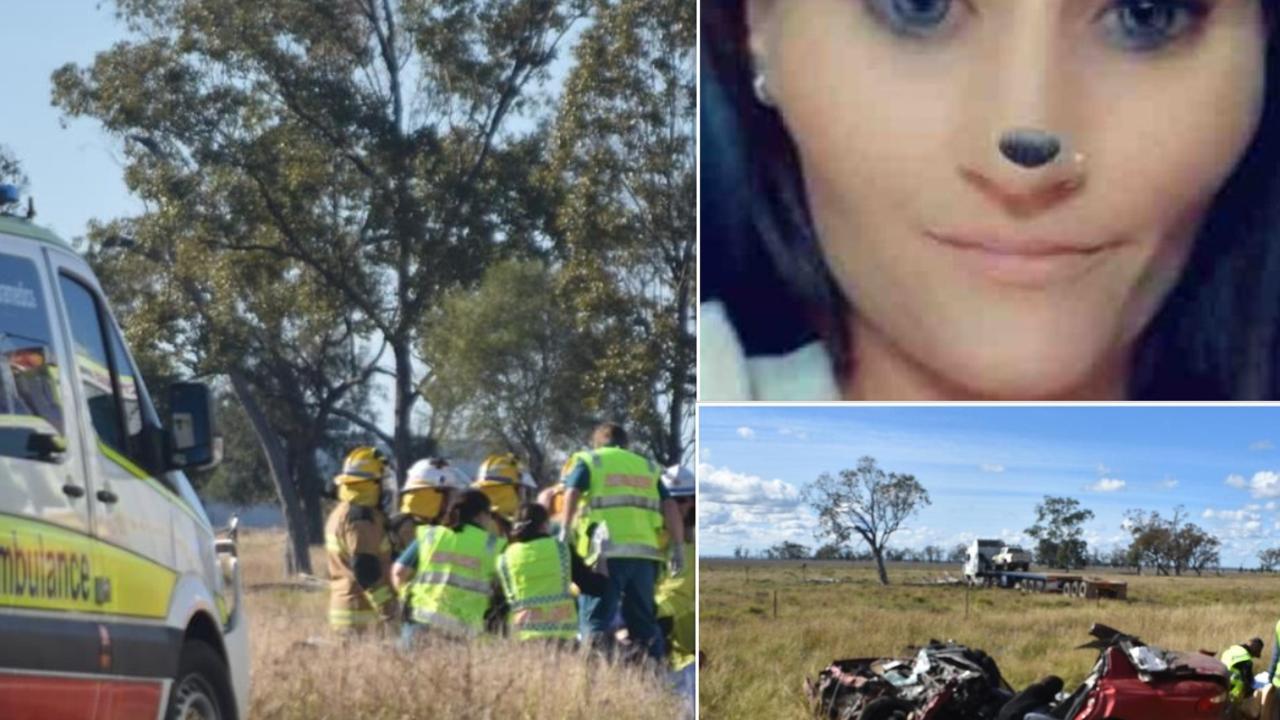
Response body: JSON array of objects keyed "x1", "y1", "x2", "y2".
[
  {"x1": 592, "y1": 422, "x2": 628, "y2": 449},
  {"x1": 512, "y1": 502, "x2": 550, "y2": 543},
  {"x1": 445, "y1": 489, "x2": 492, "y2": 531},
  {"x1": 702, "y1": 3, "x2": 1280, "y2": 399}
]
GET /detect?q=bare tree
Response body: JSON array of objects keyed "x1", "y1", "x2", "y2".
[{"x1": 801, "y1": 456, "x2": 931, "y2": 586}]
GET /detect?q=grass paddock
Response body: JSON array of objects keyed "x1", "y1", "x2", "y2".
[
  {"x1": 237, "y1": 530, "x2": 682, "y2": 719},
  {"x1": 699, "y1": 559, "x2": 1280, "y2": 720}
]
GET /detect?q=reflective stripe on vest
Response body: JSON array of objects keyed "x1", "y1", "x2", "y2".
[
  {"x1": 414, "y1": 570, "x2": 491, "y2": 595},
  {"x1": 588, "y1": 495, "x2": 662, "y2": 512},
  {"x1": 409, "y1": 609, "x2": 478, "y2": 637},
  {"x1": 328, "y1": 607, "x2": 377, "y2": 627}
]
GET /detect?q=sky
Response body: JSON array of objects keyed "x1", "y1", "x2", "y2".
[
  {"x1": 698, "y1": 406, "x2": 1280, "y2": 567},
  {"x1": 0, "y1": 3, "x2": 141, "y2": 242}
]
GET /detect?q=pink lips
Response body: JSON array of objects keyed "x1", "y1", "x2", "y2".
[{"x1": 923, "y1": 227, "x2": 1116, "y2": 287}]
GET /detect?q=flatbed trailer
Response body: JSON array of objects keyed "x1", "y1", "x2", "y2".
[{"x1": 971, "y1": 570, "x2": 1128, "y2": 599}]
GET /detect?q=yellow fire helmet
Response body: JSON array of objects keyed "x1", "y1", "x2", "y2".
[
  {"x1": 335, "y1": 446, "x2": 389, "y2": 485},
  {"x1": 474, "y1": 453, "x2": 526, "y2": 519}
]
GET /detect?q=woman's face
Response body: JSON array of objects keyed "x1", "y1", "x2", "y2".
[{"x1": 747, "y1": 0, "x2": 1267, "y2": 398}]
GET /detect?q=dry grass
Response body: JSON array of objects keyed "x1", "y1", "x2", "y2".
[
  {"x1": 700, "y1": 559, "x2": 1280, "y2": 720},
  {"x1": 237, "y1": 530, "x2": 683, "y2": 719}
]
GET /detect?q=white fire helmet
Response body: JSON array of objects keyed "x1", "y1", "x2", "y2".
[{"x1": 662, "y1": 465, "x2": 695, "y2": 498}]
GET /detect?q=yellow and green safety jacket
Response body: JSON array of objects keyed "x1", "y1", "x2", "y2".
[
  {"x1": 656, "y1": 536, "x2": 696, "y2": 671},
  {"x1": 409, "y1": 523, "x2": 503, "y2": 636},
  {"x1": 1272, "y1": 619, "x2": 1280, "y2": 689},
  {"x1": 1221, "y1": 643, "x2": 1254, "y2": 704},
  {"x1": 496, "y1": 536, "x2": 578, "y2": 641},
  {"x1": 570, "y1": 447, "x2": 663, "y2": 564}
]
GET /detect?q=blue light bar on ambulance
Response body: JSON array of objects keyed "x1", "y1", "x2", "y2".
[{"x1": 0, "y1": 185, "x2": 17, "y2": 205}]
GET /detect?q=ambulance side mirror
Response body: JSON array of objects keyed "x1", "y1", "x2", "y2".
[{"x1": 167, "y1": 382, "x2": 223, "y2": 471}]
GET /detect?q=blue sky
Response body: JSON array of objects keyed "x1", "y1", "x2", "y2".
[
  {"x1": 0, "y1": 3, "x2": 140, "y2": 242},
  {"x1": 698, "y1": 406, "x2": 1280, "y2": 567}
]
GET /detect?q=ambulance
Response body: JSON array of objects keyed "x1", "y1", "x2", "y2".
[{"x1": 0, "y1": 184, "x2": 248, "y2": 720}]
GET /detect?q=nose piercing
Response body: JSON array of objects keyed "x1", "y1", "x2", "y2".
[
  {"x1": 752, "y1": 70, "x2": 774, "y2": 107},
  {"x1": 999, "y1": 128, "x2": 1062, "y2": 168}
]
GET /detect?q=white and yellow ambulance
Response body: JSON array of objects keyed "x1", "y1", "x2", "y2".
[{"x1": 0, "y1": 185, "x2": 248, "y2": 720}]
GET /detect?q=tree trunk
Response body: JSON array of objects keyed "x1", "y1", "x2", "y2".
[
  {"x1": 230, "y1": 370, "x2": 312, "y2": 576},
  {"x1": 294, "y1": 442, "x2": 325, "y2": 544},
  {"x1": 392, "y1": 339, "x2": 414, "y2": 482},
  {"x1": 872, "y1": 546, "x2": 890, "y2": 586},
  {"x1": 666, "y1": 271, "x2": 691, "y2": 466}
]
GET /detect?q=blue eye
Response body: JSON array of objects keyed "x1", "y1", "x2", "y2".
[
  {"x1": 1099, "y1": 0, "x2": 1208, "y2": 52},
  {"x1": 866, "y1": 0, "x2": 953, "y2": 37}
]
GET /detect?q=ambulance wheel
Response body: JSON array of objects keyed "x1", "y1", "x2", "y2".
[{"x1": 167, "y1": 640, "x2": 235, "y2": 720}]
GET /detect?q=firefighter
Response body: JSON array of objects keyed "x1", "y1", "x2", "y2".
[
  {"x1": 1270, "y1": 617, "x2": 1280, "y2": 688},
  {"x1": 559, "y1": 422, "x2": 684, "y2": 661},
  {"x1": 388, "y1": 457, "x2": 465, "y2": 557},
  {"x1": 1222, "y1": 637, "x2": 1264, "y2": 717},
  {"x1": 495, "y1": 502, "x2": 580, "y2": 643},
  {"x1": 656, "y1": 464, "x2": 696, "y2": 696},
  {"x1": 391, "y1": 489, "x2": 505, "y2": 642},
  {"x1": 472, "y1": 453, "x2": 536, "y2": 536},
  {"x1": 323, "y1": 447, "x2": 398, "y2": 634}
]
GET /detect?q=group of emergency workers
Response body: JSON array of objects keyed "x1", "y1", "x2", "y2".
[
  {"x1": 1219, "y1": 624, "x2": 1280, "y2": 720},
  {"x1": 321, "y1": 421, "x2": 696, "y2": 702}
]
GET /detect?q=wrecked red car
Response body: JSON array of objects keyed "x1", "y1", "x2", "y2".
[{"x1": 806, "y1": 624, "x2": 1230, "y2": 720}]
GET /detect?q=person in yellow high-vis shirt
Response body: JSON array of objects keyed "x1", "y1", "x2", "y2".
[
  {"x1": 559, "y1": 422, "x2": 684, "y2": 661},
  {"x1": 324, "y1": 447, "x2": 399, "y2": 634},
  {"x1": 656, "y1": 465, "x2": 696, "y2": 715},
  {"x1": 497, "y1": 503, "x2": 584, "y2": 643},
  {"x1": 391, "y1": 489, "x2": 505, "y2": 644},
  {"x1": 1222, "y1": 637, "x2": 1264, "y2": 719}
]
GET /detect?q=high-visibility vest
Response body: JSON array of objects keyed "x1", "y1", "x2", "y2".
[
  {"x1": 1274, "y1": 620, "x2": 1280, "y2": 689},
  {"x1": 571, "y1": 447, "x2": 663, "y2": 563},
  {"x1": 656, "y1": 537, "x2": 696, "y2": 670},
  {"x1": 1221, "y1": 644, "x2": 1253, "y2": 702},
  {"x1": 409, "y1": 524, "x2": 502, "y2": 635},
  {"x1": 496, "y1": 537, "x2": 578, "y2": 641}
]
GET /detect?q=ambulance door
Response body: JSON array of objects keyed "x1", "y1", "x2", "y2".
[
  {"x1": 0, "y1": 241, "x2": 102, "y2": 717},
  {"x1": 49, "y1": 260, "x2": 179, "y2": 718}
]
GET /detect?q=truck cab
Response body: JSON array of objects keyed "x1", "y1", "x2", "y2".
[{"x1": 0, "y1": 188, "x2": 248, "y2": 720}]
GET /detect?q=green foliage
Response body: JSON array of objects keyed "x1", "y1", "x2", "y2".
[
  {"x1": 550, "y1": 0, "x2": 695, "y2": 465},
  {"x1": 801, "y1": 456, "x2": 931, "y2": 585},
  {"x1": 1025, "y1": 496, "x2": 1094, "y2": 569},
  {"x1": 420, "y1": 259, "x2": 591, "y2": 482},
  {"x1": 0, "y1": 145, "x2": 27, "y2": 190}
]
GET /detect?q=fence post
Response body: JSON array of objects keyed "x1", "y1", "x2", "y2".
[{"x1": 774, "y1": 589, "x2": 779, "y2": 619}]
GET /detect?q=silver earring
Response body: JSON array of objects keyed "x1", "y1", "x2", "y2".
[{"x1": 752, "y1": 71, "x2": 774, "y2": 107}]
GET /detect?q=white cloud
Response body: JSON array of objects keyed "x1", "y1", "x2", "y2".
[
  {"x1": 699, "y1": 446, "x2": 712, "y2": 462},
  {"x1": 1267, "y1": 502, "x2": 1277, "y2": 512},
  {"x1": 697, "y1": 463, "x2": 801, "y2": 509},
  {"x1": 777, "y1": 427, "x2": 810, "y2": 441},
  {"x1": 1248, "y1": 471, "x2": 1280, "y2": 498},
  {"x1": 1161, "y1": 477, "x2": 1179, "y2": 489},
  {"x1": 1226, "y1": 474, "x2": 1248, "y2": 489},
  {"x1": 1088, "y1": 478, "x2": 1125, "y2": 493},
  {"x1": 1097, "y1": 463, "x2": 1111, "y2": 475},
  {"x1": 980, "y1": 464, "x2": 1005, "y2": 473},
  {"x1": 736, "y1": 426, "x2": 755, "y2": 439},
  {"x1": 1252, "y1": 440, "x2": 1275, "y2": 451}
]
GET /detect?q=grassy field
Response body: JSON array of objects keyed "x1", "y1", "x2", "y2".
[
  {"x1": 700, "y1": 559, "x2": 1280, "y2": 720},
  {"x1": 237, "y1": 530, "x2": 683, "y2": 719}
]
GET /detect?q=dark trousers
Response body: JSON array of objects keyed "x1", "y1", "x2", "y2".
[{"x1": 578, "y1": 558, "x2": 665, "y2": 661}]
